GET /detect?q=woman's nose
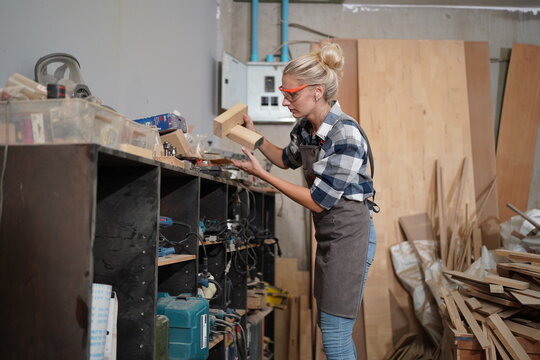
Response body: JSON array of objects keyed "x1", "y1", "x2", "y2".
[{"x1": 282, "y1": 97, "x2": 291, "y2": 106}]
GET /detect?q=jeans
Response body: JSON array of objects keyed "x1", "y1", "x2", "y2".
[{"x1": 319, "y1": 218, "x2": 377, "y2": 360}]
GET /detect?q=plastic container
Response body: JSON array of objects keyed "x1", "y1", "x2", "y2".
[
  {"x1": 0, "y1": 99, "x2": 159, "y2": 156},
  {"x1": 156, "y1": 293, "x2": 209, "y2": 360}
]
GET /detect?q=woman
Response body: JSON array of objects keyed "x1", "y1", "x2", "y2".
[{"x1": 232, "y1": 43, "x2": 376, "y2": 360}]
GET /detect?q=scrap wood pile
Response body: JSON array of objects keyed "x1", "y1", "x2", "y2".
[
  {"x1": 441, "y1": 249, "x2": 540, "y2": 359},
  {"x1": 387, "y1": 157, "x2": 540, "y2": 359}
]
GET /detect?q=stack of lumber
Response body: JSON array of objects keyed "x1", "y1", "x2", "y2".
[{"x1": 441, "y1": 252, "x2": 540, "y2": 360}]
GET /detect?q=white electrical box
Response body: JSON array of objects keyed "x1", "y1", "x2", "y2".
[{"x1": 221, "y1": 52, "x2": 295, "y2": 123}]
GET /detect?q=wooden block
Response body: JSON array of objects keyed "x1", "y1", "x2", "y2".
[
  {"x1": 213, "y1": 103, "x2": 263, "y2": 150},
  {"x1": 118, "y1": 143, "x2": 154, "y2": 159},
  {"x1": 504, "y1": 320, "x2": 540, "y2": 342},
  {"x1": 485, "y1": 274, "x2": 530, "y2": 290},
  {"x1": 160, "y1": 130, "x2": 199, "y2": 158},
  {"x1": 465, "y1": 297, "x2": 482, "y2": 311},
  {"x1": 213, "y1": 103, "x2": 247, "y2": 137},
  {"x1": 486, "y1": 313, "x2": 531, "y2": 360},
  {"x1": 226, "y1": 125, "x2": 264, "y2": 150},
  {"x1": 490, "y1": 284, "x2": 505, "y2": 294},
  {"x1": 451, "y1": 290, "x2": 490, "y2": 349},
  {"x1": 440, "y1": 288, "x2": 467, "y2": 334}
]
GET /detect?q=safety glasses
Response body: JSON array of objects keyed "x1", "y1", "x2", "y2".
[{"x1": 279, "y1": 84, "x2": 310, "y2": 101}]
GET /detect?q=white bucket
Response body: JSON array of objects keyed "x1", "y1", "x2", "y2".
[{"x1": 90, "y1": 283, "x2": 112, "y2": 360}]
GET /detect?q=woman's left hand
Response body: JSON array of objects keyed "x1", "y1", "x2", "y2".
[{"x1": 231, "y1": 148, "x2": 265, "y2": 178}]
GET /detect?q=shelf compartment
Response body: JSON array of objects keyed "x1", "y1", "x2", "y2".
[{"x1": 158, "y1": 254, "x2": 196, "y2": 266}]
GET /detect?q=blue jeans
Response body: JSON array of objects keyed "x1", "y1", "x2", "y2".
[{"x1": 319, "y1": 218, "x2": 377, "y2": 360}]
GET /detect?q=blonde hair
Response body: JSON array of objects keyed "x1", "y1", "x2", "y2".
[{"x1": 283, "y1": 43, "x2": 344, "y2": 101}]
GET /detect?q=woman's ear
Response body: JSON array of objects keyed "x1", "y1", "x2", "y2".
[{"x1": 314, "y1": 84, "x2": 325, "y2": 100}]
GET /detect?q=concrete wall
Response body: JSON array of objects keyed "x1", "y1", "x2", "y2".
[
  {"x1": 218, "y1": 0, "x2": 540, "y2": 268},
  {"x1": 0, "y1": 0, "x2": 219, "y2": 137}
]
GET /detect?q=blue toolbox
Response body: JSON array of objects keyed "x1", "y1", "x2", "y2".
[{"x1": 156, "y1": 293, "x2": 209, "y2": 360}]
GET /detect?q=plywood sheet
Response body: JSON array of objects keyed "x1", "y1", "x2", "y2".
[
  {"x1": 497, "y1": 43, "x2": 540, "y2": 221},
  {"x1": 464, "y1": 41, "x2": 500, "y2": 249},
  {"x1": 357, "y1": 39, "x2": 476, "y2": 359}
]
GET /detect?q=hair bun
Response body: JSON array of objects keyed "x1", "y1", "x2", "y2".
[{"x1": 319, "y1": 43, "x2": 344, "y2": 72}]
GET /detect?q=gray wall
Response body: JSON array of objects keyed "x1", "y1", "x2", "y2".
[
  {"x1": 0, "y1": 0, "x2": 219, "y2": 137},
  {"x1": 219, "y1": 0, "x2": 540, "y2": 269}
]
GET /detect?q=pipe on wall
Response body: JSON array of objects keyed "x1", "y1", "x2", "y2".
[
  {"x1": 251, "y1": 0, "x2": 259, "y2": 62},
  {"x1": 281, "y1": 0, "x2": 289, "y2": 62}
]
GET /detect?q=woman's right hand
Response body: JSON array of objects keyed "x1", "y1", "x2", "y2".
[{"x1": 243, "y1": 114, "x2": 257, "y2": 133}]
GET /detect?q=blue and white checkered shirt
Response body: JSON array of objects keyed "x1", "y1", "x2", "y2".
[{"x1": 282, "y1": 101, "x2": 374, "y2": 210}]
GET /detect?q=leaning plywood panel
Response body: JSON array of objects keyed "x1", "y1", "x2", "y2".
[
  {"x1": 464, "y1": 41, "x2": 500, "y2": 249},
  {"x1": 357, "y1": 39, "x2": 476, "y2": 360},
  {"x1": 497, "y1": 43, "x2": 540, "y2": 222}
]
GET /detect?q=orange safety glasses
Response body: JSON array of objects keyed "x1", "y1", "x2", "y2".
[{"x1": 279, "y1": 84, "x2": 310, "y2": 101}]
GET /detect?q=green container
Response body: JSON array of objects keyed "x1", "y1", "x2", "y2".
[{"x1": 155, "y1": 315, "x2": 169, "y2": 360}]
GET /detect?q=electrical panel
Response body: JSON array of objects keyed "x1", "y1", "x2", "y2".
[{"x1": 221, "y1": 52, "x2": 294, "y2": 123}]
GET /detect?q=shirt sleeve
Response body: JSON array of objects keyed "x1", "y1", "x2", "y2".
[
  {"x1": 310, "y1": 123, "x2": 367, "y2": 209},
  {"x1": 281, "y1": 127, "x2": 303, "y2": 169}
]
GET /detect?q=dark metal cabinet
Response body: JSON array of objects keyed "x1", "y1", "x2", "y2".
[{"x1": 0, "y1": 144, "x2": 276, "y2": 360}]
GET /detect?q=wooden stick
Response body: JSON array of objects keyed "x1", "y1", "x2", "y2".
[
  {"x1": 506, "y1": 203, "x2": 540, "y2": 232},
  {"x1": 437, "y1": 161, "x2": 448, "y2": 264},
  {"x1": 486, "y1": 313, "x2": 531, "y2": 360},
  {"x1": 451, "y1": 290, "x2": 490, "y2": 348}
]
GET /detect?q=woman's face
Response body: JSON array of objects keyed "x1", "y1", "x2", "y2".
[{"x1": 280, "y1": 74, "x2": 317, "y2": 119}]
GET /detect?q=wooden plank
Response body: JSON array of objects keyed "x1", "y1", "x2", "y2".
[
  {"x1": 298, "y1": 296, "x2": 312, "y2": 360},
  {"x1": 464, "y1": 41, "x2": 500, "y2": 250},
  {"x1": 451, "y1": 290, "x2": 490, "y2": 348},
  {"x1": 275, "y1": 258, "x2": 298, "y2": 360},
  {"x1": 157, "y1": 254, "x2": 196, "y2": 266},
  {"x1": 486, "y1": 326, "x2": 512, "y2": 360},
  {"x1": 358, "y1": 39, "x2": 476, "y2": 360},
  {"x1": 287, "y1": 296, "x2": 299, "y2": 360},
  {"x1": 504, "y1": 320, "x2": 540, "y2": 342},
  {"x1": 495, "y1": 249, "x2": 540, "y2": 263},
  {"x1": 511, "y1": 291, "x2": 540, "y2": 306},
  {"x1": 512, "y1": 289, "x2": 540, "y2": 300},
  {"x1": 461, "y1": 287, "x2": 522, "y2": 308},
  {"x1": 440, "y1": 288, "x2": 467, "y2": 334},
  {"x1": 476, "y1": 299, "x2": 505, "y2": 316},
  {"x1": 496, "y1": 43, "x2": 540, "y2": 222},
  {"x1": 486, "y1": 313, "x2": 531, "y2": 360},
  {"x1": 331, "y1": 39, "x2": 359, "y2": 121},
  {"x1": 398, "y1": 213, "x2": 436, "y2": 241},
  {"x1": 485, "y1": 274, "x2": 530, "y2": 290}
]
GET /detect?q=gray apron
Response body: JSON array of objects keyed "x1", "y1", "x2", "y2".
[{"x1": 300, "y1": 144, "x2": 371, "y2": 319}]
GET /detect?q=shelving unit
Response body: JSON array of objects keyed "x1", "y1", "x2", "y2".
[{"x1": 1, "y1": 144, "x2": 277, "y2": 360}]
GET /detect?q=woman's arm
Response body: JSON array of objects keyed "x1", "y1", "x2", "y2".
[
  {"x1": 242, "y1": 114, "x2": 288, "y2": 169},
  {"x1": 232, "y1": 148, "x2": 324, "y2": 213}
]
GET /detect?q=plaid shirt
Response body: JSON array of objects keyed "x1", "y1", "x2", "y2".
[{"x1": 282, "y1": 101, "x2": 374, "y2": 210}]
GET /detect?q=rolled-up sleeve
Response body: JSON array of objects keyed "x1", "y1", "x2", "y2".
[{"x1": 311, "y1": 126, "x2": 366, "y2": 209}]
